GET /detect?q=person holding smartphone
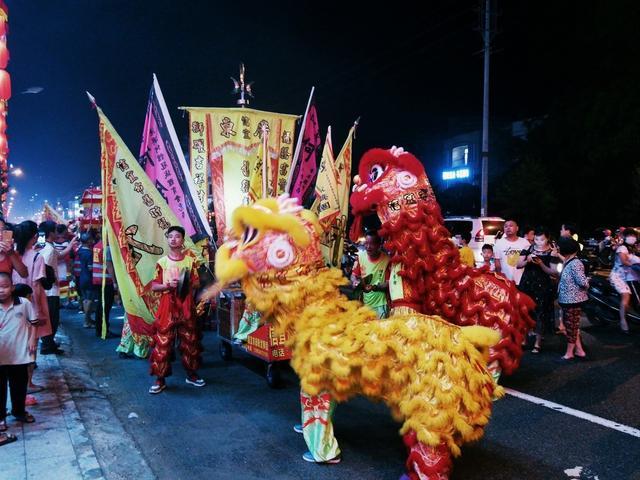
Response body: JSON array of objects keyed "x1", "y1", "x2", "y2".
[
  {"x1": 516, "y1": 228, "x2": 559, "y2": 353},
  {"x1": 0, "y1": 221, "x2": 28, "y2": 279}
]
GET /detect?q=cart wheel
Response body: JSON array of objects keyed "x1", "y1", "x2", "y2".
[
  {"x1": 219, "y1": 341, "x2": 233, "y2": 361},
  {"x1": 266, "y1": 363, "x2": 281, "y2": 388}
]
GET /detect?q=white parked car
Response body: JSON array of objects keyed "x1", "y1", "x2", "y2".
[{"x1": 443, "y1": 216, "x2": 506, "y2": 266}]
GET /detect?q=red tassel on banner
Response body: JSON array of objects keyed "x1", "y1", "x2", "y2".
[
  {"x1": 0, "y1": 43, "x2": 8, "y2": 69},
  {"x1": 0, "y1": 70, "x2": 10, "y2": 100}
]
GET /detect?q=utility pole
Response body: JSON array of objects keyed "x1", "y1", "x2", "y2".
[{"x1": 480, "y1": 0, "x2": 491, "y2": 217}]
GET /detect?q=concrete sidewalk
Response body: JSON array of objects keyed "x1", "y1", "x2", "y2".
[{"x1": 0, "y1": 352, "x2": 104, "y2": 480}]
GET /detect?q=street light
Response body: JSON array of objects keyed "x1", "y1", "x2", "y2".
[{"x1": 8, "y1": 163, "x2": 23, "y2": 177}]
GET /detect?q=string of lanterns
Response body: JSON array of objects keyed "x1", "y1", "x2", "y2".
[
  {"x1": 0, "y1": 0, "x2": 11, "y2": 213},
  {"x1": 0, "y1": 1, "x2": 10, "y2": 216}
]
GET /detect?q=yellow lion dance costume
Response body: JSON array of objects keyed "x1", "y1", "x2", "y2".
[{"x1": 211, "y1": 194, "x2": 503, "y2": 480}]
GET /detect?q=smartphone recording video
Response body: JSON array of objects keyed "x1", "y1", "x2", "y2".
[
  {"x1": 1, "y1": 229, "x2": 13, "y2": 243},
  {"x1": 36, "y1": 231, "x2": 46, "y2": 248}
]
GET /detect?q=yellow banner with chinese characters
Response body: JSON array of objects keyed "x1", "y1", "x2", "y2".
[
  {"x1": 188, "y1": 110, "x2": 209, "y2": 216},
  {"x1": 313, "y1": 127, "x2": 354, "y2": 267},
  {"x1": 248, "y1": 135, "x2": 268, "y2": 203},
  {"x1": 182, "y1": 107, "x2": 298, "y2": 241},
  {"x1": 336, "y1": 126, "x2": 354, "y2": 219},
  {"x1": 96, "y1": 105, "x2": 199, "y2": 324},
  {"x1": 312, "y1": 127, "x2": 339, "y2": 229},
  {"x1": 43, "y1": 203, "x2": 66, "y2": 225},
  {"x1": 331, "y1": 126, "x2": 355, "y2": 267}
]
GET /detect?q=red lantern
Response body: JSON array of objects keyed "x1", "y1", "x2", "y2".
[
  {"x1": 0, "y1": 133, "x2": 7, "y2": 154},
  {"x1": 0, "y1": 43, "x2": 8, "y2": 69},
  {"x1": 0, "y1": 114, "x2": 6, "y2": 134},
  {"x1": 0, "y1": 70, "x2": 10, "y2": 100},
  {"x1": 0, "y1": 19, "x2": 5, "y2": 37}
]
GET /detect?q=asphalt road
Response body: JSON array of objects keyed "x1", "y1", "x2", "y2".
[{"x1": 58, "y1": 305, "x2": 640, "y2": 480}]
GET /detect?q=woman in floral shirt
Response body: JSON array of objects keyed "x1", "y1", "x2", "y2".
[{"x1": 557, "y1": 236, "x2": 589, "y2": 362}]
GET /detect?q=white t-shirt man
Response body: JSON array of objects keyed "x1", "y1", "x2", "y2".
[
  {"x1": 494, "y1": 236, "x2": 530, "y2": 285},
  {"x1": 41, "y1": 242, "x2": 60, "y2": 297},
  {"x1": 54, "y1": 240, "x2": 70, "y2": 283}
]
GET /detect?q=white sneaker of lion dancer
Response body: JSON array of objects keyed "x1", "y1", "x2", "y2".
[
  {"x1": 302, "y1": 451, "x2": 341, "y2": 464},
  {"x1": 185, "y1": 375, "x2": 206, "y2": 387}
]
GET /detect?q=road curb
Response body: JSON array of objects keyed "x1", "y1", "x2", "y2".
[{"x1": 45, "y1": 351, "x2": 106, "y2": 480}]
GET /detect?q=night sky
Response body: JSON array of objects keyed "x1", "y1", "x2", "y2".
[{"x1": 6, "y1": 1, "x2": 586, "y2": 219}]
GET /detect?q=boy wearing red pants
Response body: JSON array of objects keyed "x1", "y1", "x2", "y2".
[{"x1": 148, "y1": 226, "x2": 204, "y2": 394}]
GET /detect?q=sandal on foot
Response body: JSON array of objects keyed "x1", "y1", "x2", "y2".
[
  {"x1": 555, "y1": 356, "x2": 574, "y2": 364},
  {"x1": 0, "y1": 419, "x2": 7, "y2": 432},
  {"x1": 531, "y1": 346, "x2": 541, "y2": 354},
  {"x1": 27, "y1": 384, "x2": 44, "y2": 394},
  {"x1": 0, "y1": 432, "x2": 17, "y2": 446},
  {"x1": 12, "y1": 412, "x2": 35, "y2": 423}
]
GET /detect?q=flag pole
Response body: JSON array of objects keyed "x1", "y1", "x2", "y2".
[
  {"x1": 353, "y1": 116, "x2": 360, "y2": 138},
  {"x1": 286, "y1": 86, "x2": 315, "y2": 193},
  {"x1": 99, "y1": 108, "x2": 108, "y2": 339},
  {"x1": 261, "y1": 124, "x2": 268, "y2": 198}
]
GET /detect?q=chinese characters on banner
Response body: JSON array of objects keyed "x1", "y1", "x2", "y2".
[
  {"x1": 97, "y1": 105, "x2": 199, "y2": 331},
  {"x1": 188, "y1": 110, "x2": 209, "y2": 219},
  {"x1": 313, "y1": 126, "x2": 355, "y2": 267},
  {"x1": 184, "y1": 107, "x2": 297, "y2": 242},
  {"x1": 138, "y1": 75, "x2": 211, "y2": 242},
  {"x1": 289, "y1": 103, "x2": 321, "y2": 206}
]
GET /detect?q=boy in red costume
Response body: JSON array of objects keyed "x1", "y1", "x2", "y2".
[{"x1": 148, "y1": 226, "x2": 204, "y2": 394}]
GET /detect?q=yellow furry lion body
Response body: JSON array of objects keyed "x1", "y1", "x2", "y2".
[
  {"x1": 242, "y1": 267, "x2": 502, "y2": 456},
  {"x1": 214, "y1": 196, "x2": 503, "y2": 458}
]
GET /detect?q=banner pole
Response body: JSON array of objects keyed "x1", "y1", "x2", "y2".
[
  {"x1": 261, "y1": 124, "x2": 268, "y2": 198},
  {"x1": 99, "y1": 123, "x2": 107, "y2": 339}
]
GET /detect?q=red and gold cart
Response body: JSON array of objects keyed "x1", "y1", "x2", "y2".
[
  {"x1": 79, "y1": 187, "x2": 103, "y2": 231},
  {"x1": 216, "y1": 287, "x2": 291, "y2": 388}
]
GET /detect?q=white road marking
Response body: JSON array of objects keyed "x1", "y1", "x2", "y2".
[
  {"x1": 564, "y1": 466, "x2": 583, "y2": 478},
  {"x1": 505, "y1": 388, "x2": 640, "y2": 438},
  {"x1": 564, "y1": 466, "x2": 600, "y2": 480}
]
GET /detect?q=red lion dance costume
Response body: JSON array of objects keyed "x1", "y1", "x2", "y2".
[{"x1": 350, "y1": 147, "x2": 535, "y2": 377}]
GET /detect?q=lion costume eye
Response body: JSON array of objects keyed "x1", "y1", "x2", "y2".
[
  {"x1": 267, "y1": 238, "x2": 295, "y2": 269},
  {"x1": 396, "y1": 170, "x2": 417, "y2": 189},
  {"x1": 369, "y1": 164, "x2": 385, "y2": 182},
  {"x1": 241, "y1": 225, "x2": 259, "y2": 246}
]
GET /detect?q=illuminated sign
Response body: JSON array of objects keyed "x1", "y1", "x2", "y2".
[{"x1": 442, "y1": 168, "x2": 470, "y2": 180}]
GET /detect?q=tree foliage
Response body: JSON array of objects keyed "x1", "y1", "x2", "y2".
[{"x1": 493, "y1": 1, "x2": 640, "y2": 231}]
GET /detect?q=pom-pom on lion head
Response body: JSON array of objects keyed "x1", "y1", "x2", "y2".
[{"x1": 215, "y1": 194, "x2": 324, "y2": 288}]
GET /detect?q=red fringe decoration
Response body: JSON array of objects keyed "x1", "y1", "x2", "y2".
[
  {"x1": 381, "y1": 201, "x2": 535, "y2": 375},
  {"x1": 402, "y1": 430, "x2": 452, "y2": 480}
]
